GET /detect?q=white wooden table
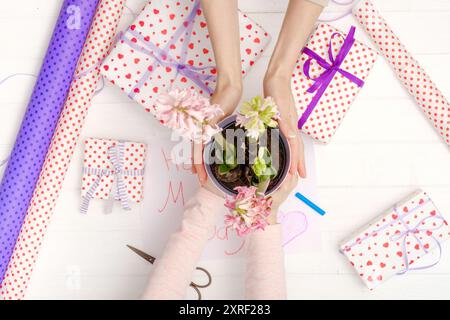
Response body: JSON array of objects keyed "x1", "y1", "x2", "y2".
[{"x1": 0, "y1": 0, "x2": 449, "y2": 300}]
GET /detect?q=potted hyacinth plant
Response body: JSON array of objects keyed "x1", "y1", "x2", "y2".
[
  {"x1": 204, "y1": 96, "x2": 290, "y2": 197},
  {"x1": 154, "y1": 90, "x2": 290, "y2": 236},
  {"x1": 204, "y1": 96, "x2": 291, "y2": 236}
]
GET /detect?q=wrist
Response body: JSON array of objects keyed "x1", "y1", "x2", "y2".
[
  {"x1": 264, "y1": 65, "x2": 293, "y2": 86},
  {"x1": 213, "y1": 76, "x2": 243, "y2": 117},
  {"x1": 216, "y1": 74, "x2": 243, "y2": 95}
]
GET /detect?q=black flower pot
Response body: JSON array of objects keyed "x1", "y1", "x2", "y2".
[{"x1": 203, "y1": 115, "x2": 291, "y2": 196}]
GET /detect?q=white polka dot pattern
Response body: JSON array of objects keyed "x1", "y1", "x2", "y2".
[
  {"x1": 81, "y1": 138, "x2": 147, "y2": 202},
  {"x1": 0, "y1": 0, "x2": 99, "y2": 285},
  {"x1": 353, "y1": 0, "x2": 450, "y2": 146},
  {"x1": 0, "y1": 0, "x2": 125, "y2": 300},
  {"x1": 292, "y1": 23, "x2": 378, "y2": 144}
]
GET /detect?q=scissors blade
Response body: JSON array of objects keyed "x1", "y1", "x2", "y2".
[{"x1": 126, "y1": 245, "x2": 156, "y2": 264}]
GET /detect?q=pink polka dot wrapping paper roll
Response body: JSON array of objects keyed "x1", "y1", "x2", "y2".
[
  {"x1": 340, "y1": 190, "x2": 450, "y2": 290},
  {"x1": 0, "y1": 0, "x2": 125, "y2": 300},
  {"x1": 80, "y1": 138, "x2": 147, "y2": 213},
  {"x1": 0, "y1": 0, "x2": 99, "y2": 285},
  {"x1": 100, "y1": 0, "x2": 271, "y2": 113},
  {"x1": 292, "y1": 23, "x2": 379, "y2": 143},
  {"x1": 353, "y1": 0, "x2": 450, "y2": 146}
]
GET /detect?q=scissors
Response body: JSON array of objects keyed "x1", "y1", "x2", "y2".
[{"x1": 127, "y1": 245, "x2": 212, "y2": 300}]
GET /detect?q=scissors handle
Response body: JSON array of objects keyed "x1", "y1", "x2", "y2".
[
  {"x1": 188, "y1": 266, "x2": 212, "y2": 300},
  {"x1": 190, "y1": 284, "x2": 202, "y2": 300},
  {"x1": 190, "y1": 266, "x2": 212, "y2": 288}
]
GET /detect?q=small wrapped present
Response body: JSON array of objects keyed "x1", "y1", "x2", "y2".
[
  {"x1": 101, "y1": 0, "x2": 270, "y2": 113},
  {"x1": 80, "y1": 138, "x2": 147, "y2": 213},
  {"x1": 293, "y1": 23, "x2": 378, "y2": 143},
  {"x1": 340, "y1": 190, "x2": 450, "y2": 290}
]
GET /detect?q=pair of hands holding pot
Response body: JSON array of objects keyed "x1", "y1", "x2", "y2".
[{"x1": 192, "y1": 86, "x2": 304, "y2": 220}]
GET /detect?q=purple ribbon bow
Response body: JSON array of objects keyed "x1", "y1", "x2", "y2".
[
  {"x1": 121, "y1": 1, "x2": 215, "y2": 99},
  {"x1": 298, "y1": 26, "x2": 365, "y2": 129}
]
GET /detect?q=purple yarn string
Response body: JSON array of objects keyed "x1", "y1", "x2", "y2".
[
  {"x1": 124, "y1": 4, "x2": 138, "y2": 18},
  {"x1": 0, "y1": 73, "x2": 37, "y2": 169},
  {"x1": 0, "y1": 73, "x2": 37, "y2": 87},
  {"x1": 0, "y1": 157, "x2": 8, "y2": 168}
]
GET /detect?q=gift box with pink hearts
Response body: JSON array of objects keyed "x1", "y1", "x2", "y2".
[
  {"x1": 292, "y1": 23, "x2": 378, "y2": 143},
  {"x1": 340, "y1": 190, "x2": 450, "y2": 290},
  {"x1": 100, "y1": 0, "x2": 270, "y2": 113},
  {"x1": 80, "y1": 138, "x2": 147, "y2": 214}
]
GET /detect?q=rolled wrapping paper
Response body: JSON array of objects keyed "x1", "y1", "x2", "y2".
[
  {"x1": 0, "y1": 0, "x2": 125, "y2": 299},
  {"x1": 0, "y1": 0, "x2": 99, "y2": 282},
  {"x1": 353, "y1": 0, "x2": 450, "y2": 145}
]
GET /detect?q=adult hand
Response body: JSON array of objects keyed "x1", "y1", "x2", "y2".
[
  {"x1": 264, "y1": 77, "x2": 307, "y2": 179},
  {"x1": 268, "y1": 172, "x2": 299, "y2": 225},
  {"x1": 191, "y1": 83, "x2": 242, "y2": 185}
]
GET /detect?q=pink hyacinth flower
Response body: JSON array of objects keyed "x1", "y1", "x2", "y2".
[
  {"x1": 224, "y1": 186, "x2": 273, "y2": 237},
  {"x1": 155, "y1": 88, "x2": 223, "y2": 143}
]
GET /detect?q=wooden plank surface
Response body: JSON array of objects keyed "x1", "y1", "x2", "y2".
[{"x1": 0, "y1": 0, "x2": 449, "y2": 300}]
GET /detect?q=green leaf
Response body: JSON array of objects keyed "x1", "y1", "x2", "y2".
[
  {"x1": 219, "y1": 164, "x2": 232, "y2": 174},
  {"x1": 264, "y1": 165, "x2": 278, "y2": 177}
]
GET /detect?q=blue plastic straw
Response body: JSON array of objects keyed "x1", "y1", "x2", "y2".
[{"x1": 295, "y1": 192, "x2": 326, "y2": 216}]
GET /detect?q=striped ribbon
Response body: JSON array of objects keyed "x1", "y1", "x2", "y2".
[{"x1": 80, "y1": 142, "x2": 144, "y2": 214}]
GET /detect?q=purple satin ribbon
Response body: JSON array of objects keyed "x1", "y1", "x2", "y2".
[
  {"x1": 390, "y1": 207, "x2": 445, "y2": 275},
  {"x1": 298, "y1": 26, "x2": 365, "y2": 129},
  {"x1": 122, "y1": 1, "x2": 215, "y2": 99},
  {"x1": 342, "y1": 198, "x2": 446, "y2": 275}
]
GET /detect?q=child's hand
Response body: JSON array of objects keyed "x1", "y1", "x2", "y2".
[{"x1": 268, "y1": 173, "x2": 299, "y2": 224}]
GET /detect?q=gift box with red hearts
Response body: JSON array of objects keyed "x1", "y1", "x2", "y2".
[
  {"x1": 292, "y1": 23, "x2": 378, "y2": 143},
  {"x1": 340, "y1": 190, "x2": 450, "y2": 290},
  {"x1": 80, "y1": 138, "x2": 147, "y2": 214},
  {"x1": 100, "y1": 0, "x2": 270, "y2": 113}
]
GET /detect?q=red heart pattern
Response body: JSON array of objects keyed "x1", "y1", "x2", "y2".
[
  {"x1": 292, "y1": 23, "x2": 378, "y2": 144},
  {"x1": 81, "y1": 139, "x2": 147, "y2": 202},
  {"x1": 0, "y1": 0, "x2": 125, "y2": 300},
  {"x1": 101, "y1": 0, "x2": 270, "y2": 113},
  {"x1": 340, "y1": 190, "x2": 450, "y2": 290}
]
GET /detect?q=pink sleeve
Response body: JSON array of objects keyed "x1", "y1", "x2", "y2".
[
  {"x1": 141, "y1": 188, "x2": 223, "y2": 300},
  {"x1": 245, "y1": 224, "x2": 287, "y2": 300}
]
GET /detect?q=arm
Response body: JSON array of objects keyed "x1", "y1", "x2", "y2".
[
  {"x1": 193, "y1": 0, "x2": 243, "y2": 186},
  {"x1": 245, "y1": 224, "x2": 286, "y2": 300},
  {"x1": 142, "y1": 188, "x2": 223, "y2": 300},
  {"x1": 245, "y1": 173, "x2": 299, "y2": 300},
  {"x1": 264, "y1": 0, "x2": 326, "y2": 178}
]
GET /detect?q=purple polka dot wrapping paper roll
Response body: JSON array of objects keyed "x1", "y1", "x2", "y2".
[{"x1": 0, "y1": 0, "x2": 99, "y2": 282}]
